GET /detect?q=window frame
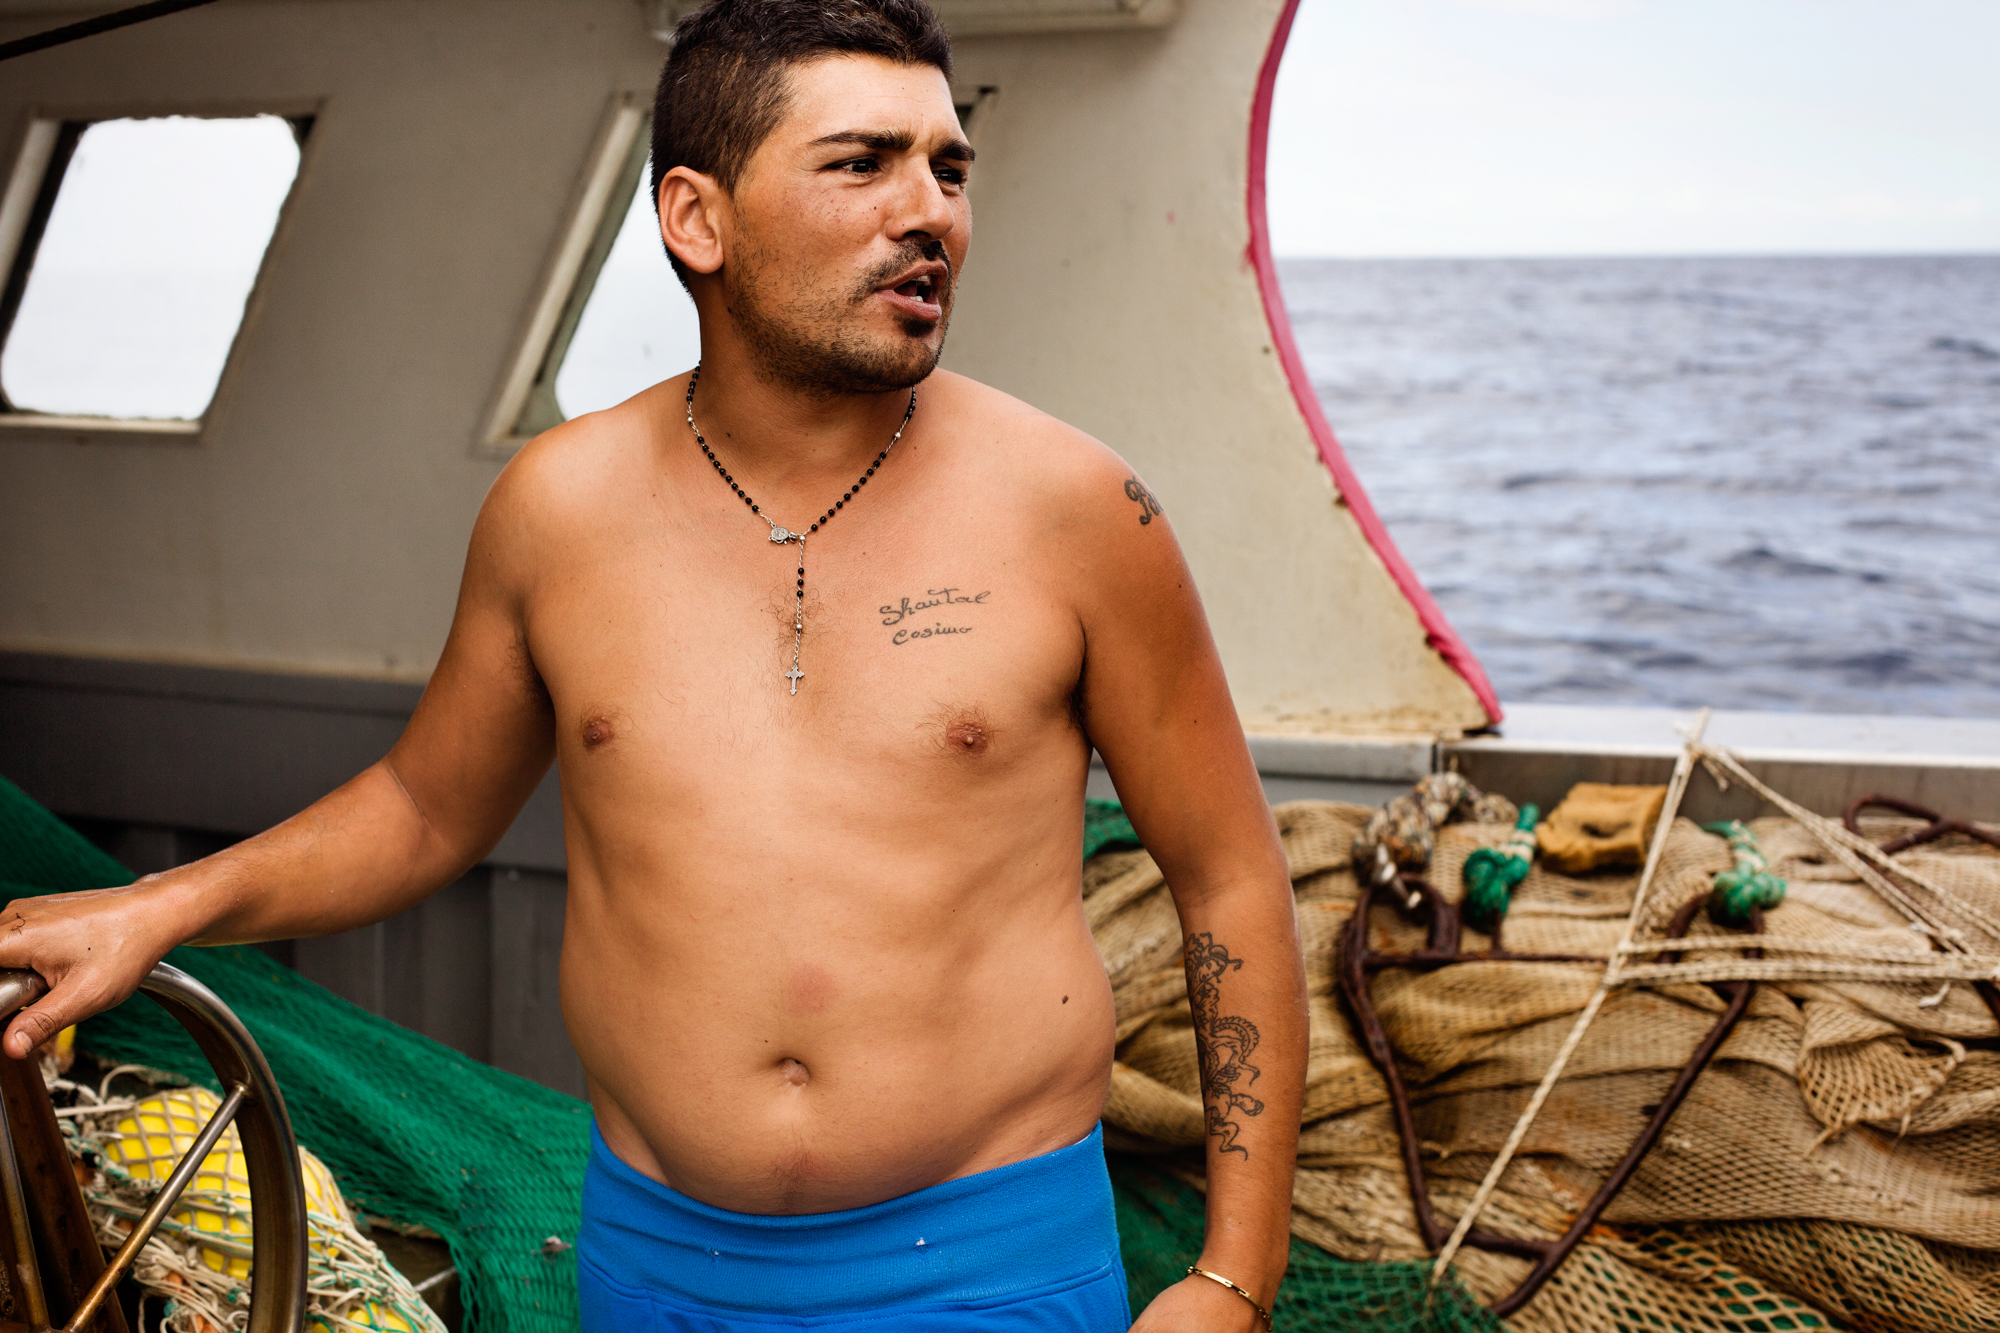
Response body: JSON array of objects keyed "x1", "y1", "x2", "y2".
[
  {"x1": 478, "y1": 93, "x2": 652, "y2": 457},
  {"x1": 0, "y1": 102, "x2": 316, "y2": 443}
]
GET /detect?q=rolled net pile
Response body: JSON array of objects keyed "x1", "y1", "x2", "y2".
[{"x1": 1092, "y1": 796, "x2": 2000, "y2": 1332}]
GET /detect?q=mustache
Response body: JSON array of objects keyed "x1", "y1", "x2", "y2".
[{"x1": 855, "y1": 239, "x2": 952, "y2": 301}]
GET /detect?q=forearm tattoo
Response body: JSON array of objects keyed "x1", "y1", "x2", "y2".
[
  {"x1": 1124, "y1": 476, "x2": 1164, "y2": 526},
  {"x1": 1184, "y1": 932, "x2": 1264, "y2": 1157}
]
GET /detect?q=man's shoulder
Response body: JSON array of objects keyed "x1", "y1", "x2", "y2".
[
  {"x1": 485, "y1": 377, "x2": 684, "y2": 526},
  {"x1": 927, "y1": 371, "x2": 1143, "y2": 513}
]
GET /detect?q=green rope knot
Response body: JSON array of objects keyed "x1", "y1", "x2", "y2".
[
  {"x1": 1463, "y1": 804, "x2": 1539, "y2": 928},
  {"x1": 1702, "y1": 820, "x2": 1786, "y2": 928}
]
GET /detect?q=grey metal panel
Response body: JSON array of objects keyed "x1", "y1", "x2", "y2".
[
  {"x1": 408, "y1": 875, "x2": 495, "y2": 1065},
  {"x1": 1085, "y1": 758, "x2": 1404, "y2": 811},
  {"x1": 489, "y1": 867, "x2": 585, "y2": 1100},
  {"x1": 293, "y1": 919, "x2": 389, "y2": 1017},
  {"x1": 294, "y1": 870, "x2": 497, "y2": 1067},
  {"x1": 1258, "y1": 775, "x2": 1407, "y2": 808},
  {"x1": 1448, "y1": 703, "x2": 2000, "y2": 823},
  {"x1": 1494, "y1": 702, "x2": 2000, "y2": 761},
  {"x1": 1244, "y1": 734, "x2": 1432, "y2": 782},
  {"x1": 0, "y1": 650, "x2": 566, "y2": 872},
  {"x1": 488, "y1": 770, "x2": 564, "y2": 871},
  {"x1": 1446, "y1": 745, "x2": 2000, "y2": 825}
]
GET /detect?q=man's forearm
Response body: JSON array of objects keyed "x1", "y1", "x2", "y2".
[
  {"x1": 0, "y1": 755, "x2": 489, "y2": 1059},
  {"x1": 161, "y1": 758, "x2": 474, "y2": 947},
  {"x1": 1178, "y1": 878, "x2": 1308, "y2": 1305}
]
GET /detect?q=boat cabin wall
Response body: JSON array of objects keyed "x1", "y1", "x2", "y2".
[
  {"x1": 0, "y1": 0, "x2": 1490, "y2": 1093},
  {"x1": 0, "y1": 0, "x2": 1491, "y2": 729}
]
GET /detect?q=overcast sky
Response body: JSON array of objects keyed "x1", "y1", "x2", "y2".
[{"x1": 1266, "y1": 0, "x2": 2000, "y2": 257}]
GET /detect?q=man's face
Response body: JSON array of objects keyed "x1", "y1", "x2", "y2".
[{"x1": 720, "y1": 54, "x2": 972, "y2": 395}]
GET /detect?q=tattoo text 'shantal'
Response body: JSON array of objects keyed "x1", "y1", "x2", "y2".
[
  {"x1": 1124, "y1": 476, "x2": 1164, "y2": 526},
  {"x1": 1184, "y1": 932, "x2": 1264, "y2": 1157}
]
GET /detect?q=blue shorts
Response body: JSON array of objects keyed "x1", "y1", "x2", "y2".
[{"x1": 577, "y1": 1123, "x2": 1131, "y2": 1331}]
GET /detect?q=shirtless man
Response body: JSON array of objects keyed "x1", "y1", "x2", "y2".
[{"x1": 0, "y1": 2, "x2": 1306, "y2": 1328}]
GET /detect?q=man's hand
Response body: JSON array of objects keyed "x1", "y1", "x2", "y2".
[
  {"x1": 1131, "y1": 1274, "x2": 1269, "y2": 1332},
  {"x1": 0, "y1": 878, "x2": 192, "y2": 1058}
]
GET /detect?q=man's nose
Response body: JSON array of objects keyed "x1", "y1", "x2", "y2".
[{"x1": 886, "y1": 162, "x2": 956, "y2": 244}]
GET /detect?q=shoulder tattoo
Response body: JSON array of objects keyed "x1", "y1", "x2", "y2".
[
  {"x1": 1184, "y1": 932, "x2": 1264, "y2": 1158},
  {"x1": 1123, "y1": 476, "x2": 1164, "y2": 526}
]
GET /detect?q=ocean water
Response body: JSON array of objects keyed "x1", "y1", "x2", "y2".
[{"x1": 1277, "y1": 254, "x2": 2000, "y2": 719}]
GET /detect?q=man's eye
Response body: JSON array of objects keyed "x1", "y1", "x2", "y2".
[
  {"x1": 836, "y1": 158, "x2": 879, "y2": 175},
  {"x1": 935, "y1": 167, "x2": 967, "y2": 187}
]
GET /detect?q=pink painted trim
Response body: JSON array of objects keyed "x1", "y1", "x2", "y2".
[{"x1": 1245, "y1": 0, "x2": 1501, "y2": 726}]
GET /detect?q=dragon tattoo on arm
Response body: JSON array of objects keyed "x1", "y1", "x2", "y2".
[{"x1": 1184, "y1": 932, "x2": 1265, "y2": 1158}]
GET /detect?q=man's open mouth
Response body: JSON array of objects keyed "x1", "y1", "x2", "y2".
[{"x1": 879, "y1": 260, "x2": 950, "y2": 314}]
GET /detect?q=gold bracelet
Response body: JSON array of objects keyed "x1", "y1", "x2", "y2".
[{"x1": 1186, "y1": 1266, "x2": 1274, "y2": 1330}]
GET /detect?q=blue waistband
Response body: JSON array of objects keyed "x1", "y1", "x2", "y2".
[{"x1": 578, "y1": 1123, "x2": 1122, "y2": 1314}]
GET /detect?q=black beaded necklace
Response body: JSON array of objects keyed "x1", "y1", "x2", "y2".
[{"x1": 685, "y1": 364, "x2": 917, "y2": 697}]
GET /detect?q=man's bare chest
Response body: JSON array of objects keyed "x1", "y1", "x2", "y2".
[{"x1": 523, "y1": 518, "x2": 1087, "y2": 794}]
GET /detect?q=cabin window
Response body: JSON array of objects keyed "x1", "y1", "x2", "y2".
[
  {"x1": 0, "y1": 114, "x2": 307, "y2": 428},
  {"x1": 550, "y1": 165, "x2": 701, "y2": 425},
  {"x1": 484, "y1": 95, "x2": 697, "y2": 451}
]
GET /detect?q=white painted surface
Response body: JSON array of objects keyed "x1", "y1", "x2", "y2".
[
  {"x1": 0, "y1": 0, "x2": 1488, "y2": 737},
  {"x1": 1476, "y1": 703, "x2": 2000, "y2": 765}
]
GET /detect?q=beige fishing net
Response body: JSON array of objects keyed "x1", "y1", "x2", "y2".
[{"x1": 1091, "y1": 785, "x2": 2000, "y2": 1331}]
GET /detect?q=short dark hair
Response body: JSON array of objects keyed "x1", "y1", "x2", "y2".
[{"x1": 650, "y1": 0, "x2": 953, "y2": 280}]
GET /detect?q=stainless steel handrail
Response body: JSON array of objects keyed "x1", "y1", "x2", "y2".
[{"x1": 0, "y1": 964, "x2": 307, "y2": 1332}]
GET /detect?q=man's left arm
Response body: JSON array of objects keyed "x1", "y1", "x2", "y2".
[{"x1": 1070, "y1": 466, "x2": 1307, "y2": 1332}]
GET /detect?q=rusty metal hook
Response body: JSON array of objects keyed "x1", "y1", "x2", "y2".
[
  {"x1": 1841, "y1": 795, "x2": 2000, "y2": 1032},
  {"x1": 1336, "y1": 874, "x2": 1761, "y2": 1317}
]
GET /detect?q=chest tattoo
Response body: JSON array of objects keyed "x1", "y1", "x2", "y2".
[{"x1": 880, "y1": 586, "x2": 991, "y2": 646}]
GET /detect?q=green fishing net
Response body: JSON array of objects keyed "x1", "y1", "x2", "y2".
[
  {"x1": 0, "y1": 774, "x2": 588, "y2": 1333},
  {"x1": 1110, "y1": 1155, "x2": 1500, "y2": 1332},
  {"x1": 0, "y1": 779, "x2": 1493, "y2": 1332}
]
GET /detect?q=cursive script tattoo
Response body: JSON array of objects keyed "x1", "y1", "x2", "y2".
[
  {"x1": 1124, "y1": 477, "x2": 1164, "y2": 526},
  {"x1": 893, "y1": 623, "x2": 971, "y2": 645},
  {"x1": 1184, "y1": 932, "x2": 1264, "y2": 1158},
  {"x1": 880, "y1": 587, "x2": 990, "y2": 626}
]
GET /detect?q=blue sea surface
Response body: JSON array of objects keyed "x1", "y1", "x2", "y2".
[{"x1": 1277, "y1": 255, "x2": 2000, "y2": 718}]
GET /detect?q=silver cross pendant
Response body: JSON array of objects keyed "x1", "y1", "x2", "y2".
[{"x1": 770, "y1": 524, "x2": 807, "y2": 696}]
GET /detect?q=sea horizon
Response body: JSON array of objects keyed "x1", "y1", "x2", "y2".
[{"x1": 1277, "y1": 252, "x2": 2000, "y2": 719}]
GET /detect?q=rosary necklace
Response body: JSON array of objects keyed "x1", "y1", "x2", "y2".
[{"x1": 685, "y1": 364, "x2": 917, "y2": 696}]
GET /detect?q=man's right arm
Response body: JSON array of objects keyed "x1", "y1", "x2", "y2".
[{"x1": 0, "y1": 451, "x2": 561, "y2": 1058}]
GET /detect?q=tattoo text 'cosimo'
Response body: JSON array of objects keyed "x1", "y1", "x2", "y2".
[{"x1": 1184, "y1": 932, "x2": 1264, "y2": 1158}]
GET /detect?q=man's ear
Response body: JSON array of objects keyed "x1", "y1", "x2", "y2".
[{"x1": 658, "y1": 166, "x2": 728, "y2": 276}]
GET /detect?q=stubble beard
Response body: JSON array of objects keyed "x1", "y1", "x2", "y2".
[{"x1": 725, "y1": 233, "x2": 951, "y2": 397}]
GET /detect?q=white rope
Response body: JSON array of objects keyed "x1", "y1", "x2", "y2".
[
  {"x1": 1614, "y1": 934, "x2": 2000, "y2": 966},
  {"x1": 1429, "y1": 709, "x2": 1709, "y2": 1284},
  {"x1": 1612, "y1": 957, "x2": 2000, "y2": 986},
  {"x1": 1696, "y1": 746, "x2": 2000, "y2": 948}
]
